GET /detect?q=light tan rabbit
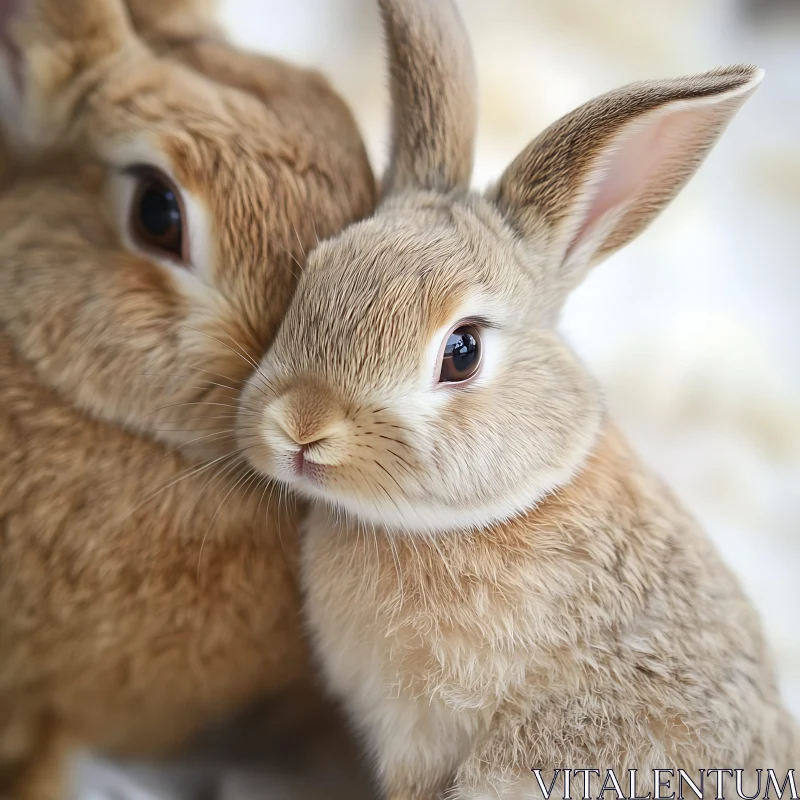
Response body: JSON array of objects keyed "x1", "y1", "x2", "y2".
[
  {"x1": 238, "y1": 0, "x2": 799, "y2": 797},
  {"x1": 0, "y1": 0, "x2": 374, "y2": 797}
]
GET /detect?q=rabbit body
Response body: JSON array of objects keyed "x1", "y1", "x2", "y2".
[
  {"x1": 238, "y1": 0, "x2": 799, "y2": 797},
  {"x1": 0, "y1": 335, "x2": 306, "y2": 796},
  {"x1": 301, "y1": 425, "x2": 798, "y2": 798}
]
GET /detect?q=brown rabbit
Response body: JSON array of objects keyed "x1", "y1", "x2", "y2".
[
  {"x1": 0, "y1": 0, "x2": 374, "y2": 797},
  {"x1": 238, "y1": 0, "x2": 799, "y2": 798}
]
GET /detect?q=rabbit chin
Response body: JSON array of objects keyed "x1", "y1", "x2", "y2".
[{"x1": 276, "y1": 456, "x2": 590, "y2": 537}]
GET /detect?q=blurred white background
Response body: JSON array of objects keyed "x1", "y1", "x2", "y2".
[
  {"x1": 81, "y1": 0, "x2": 799, "y2": 797},
  {"x1": 224, "y1": 0, "x2": 800, "y2": 714}
]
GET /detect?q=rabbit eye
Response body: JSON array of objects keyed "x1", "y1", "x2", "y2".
[
  {"x1": 128, "y1": 169, "x2": 186, "y2": 262},
  {"x1": 439, "y1": 324, "x2": 482, "y2": 384}
]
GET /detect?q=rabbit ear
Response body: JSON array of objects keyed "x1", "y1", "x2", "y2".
[
  {"x1": 124, "y1": 0, "x2": 220, "y2": 42},
  {"x1": 0, "y1": 0, "x2": 135, "y2": 153},
  {"x1": 379, "y1": 0, "x2": 477, "y2": 195},
  {"x1": 491, "y1": 66, "x2": 763, "y2": 295}
]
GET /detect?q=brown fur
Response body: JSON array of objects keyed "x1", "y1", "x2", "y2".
[
  {"x1": 0, "y1": 0, "x2": 375, "y2": 797},
  {"x1": 124, "y1": 0, "x2": 220, "y2": 41},
  {"x1": 238, "y1": 0, "x2": 798, "y2": 797},
  {"x1": 0, "y1": 336, "x2": 306, "y2": 790}
]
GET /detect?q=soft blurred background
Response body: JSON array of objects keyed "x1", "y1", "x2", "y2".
[{"x1": 80, "y1": 0, "x2": 799, "y2": 797}]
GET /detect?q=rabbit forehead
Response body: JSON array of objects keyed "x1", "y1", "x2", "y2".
[
  {"x1": 283, "y1": 203, "x2": 525, "y2": 385},
  {"x1": 89, "y1": 57, "x2": 293, "y2": 176},
  {"x1": 306, "y1": 199, "x2": 530, "y2": 327}
]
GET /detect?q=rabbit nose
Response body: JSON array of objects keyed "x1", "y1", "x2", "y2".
[
  {"x1": 265, "y1": 380, "x2": 349, "y2": 450},
  {"x1": 268, "y1": 409, "x2": 328, "y2": 448},
  {"x1": 280, "y1": 421, "x2": 329, "y2": 448}
]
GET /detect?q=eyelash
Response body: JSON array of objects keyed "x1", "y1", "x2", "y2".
[{"x1": 465, "y1": 316, "x2": 499, "y2": 331}]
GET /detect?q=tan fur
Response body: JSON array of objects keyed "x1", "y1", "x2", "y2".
[
  {"x1": 124, "y1": 0, "x2": 221, "y2": 41},
  {"x1": 380, "y1": 0, "x2": 476, "y2": 194},
  {"x1": 0, "y1": 0, "x2": 375, "y2": 797},
  {"x1": 238, "y1": 0, "x2": 798, "y2": 797},
  {"x1": 0, "y1": 336, "x2": 307, "y2": 792},
  {"x1": 300, "y1": 428, "x2": 798, "y2": 798}
]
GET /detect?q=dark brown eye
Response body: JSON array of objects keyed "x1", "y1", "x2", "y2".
[
  {"x1": 129, "y1": 170, "x2": 185, "y2": 262},
  {"x1": 439, "y1": 324, "x2": 481, "y2": 383}
]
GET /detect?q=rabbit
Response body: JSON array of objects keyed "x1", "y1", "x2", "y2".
[
  {"x1": 237, "y1": 0, "x2": 800, "y2": 798},
  {"x1": 0, "y1": 0, "x2": 375, "y2": 797}
]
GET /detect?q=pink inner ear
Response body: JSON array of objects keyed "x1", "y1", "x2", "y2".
[{"x1": 566, "y1": 101, "x2": 721, "y2": 260}]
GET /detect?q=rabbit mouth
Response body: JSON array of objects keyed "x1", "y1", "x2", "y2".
[
  {"x1": 295, "y1": 447, "x2": 317, "y2": 480},
  {"x1": 286, "y1": 447, "x2": 327, "y2": 487}
]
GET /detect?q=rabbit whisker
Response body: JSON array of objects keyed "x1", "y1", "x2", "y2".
[
  {"x1": 267, "y1": 233, "x2": 304, "y2": 281},
  {"x1": 140, "y1": 379, "x2": 243, "y2": 396},
  {"x1": 140, "y1": 400, "x2": 248, "y2": 421},
  {"x1": 181, "y1": 325, "x2": 261, "y2": 372},
  {"x1": 197, "y1": 462, "x2": 260, "y2": 580},
  {"x1": 291, "y1": 222, "x2": 307, "y2": 261},
  {"x1": 184, "y1": 326, "x2": 281, "y2": 407},
  {"x1": 123, "y1": 448, "x2": 246, "y2": 522}
]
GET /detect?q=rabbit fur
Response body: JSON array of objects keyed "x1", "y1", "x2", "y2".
[
  {"x1": 238, "y1": 0, "x2": 800, "y2": 797},
  {"x1": 0, "y1": 0, "x2": 375, "y2": 797}
]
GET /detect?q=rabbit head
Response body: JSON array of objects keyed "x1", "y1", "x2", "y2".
[
  {"x1": 0, "y1": 0, "x2": 375, "y2": 460},
  {"x1": 239, "y1": 0, "x2": 762, "y2": 535}
]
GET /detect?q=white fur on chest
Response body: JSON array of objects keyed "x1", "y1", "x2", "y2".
[{"x1": 299, "y1": 509, "x2": 491, "y2": 784}]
